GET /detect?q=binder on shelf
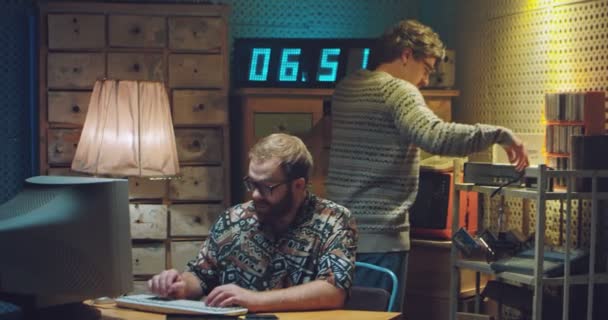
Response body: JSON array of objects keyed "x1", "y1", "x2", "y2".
[{"x1": 545, "y1": 91, "x2": 606, "y2": 187}]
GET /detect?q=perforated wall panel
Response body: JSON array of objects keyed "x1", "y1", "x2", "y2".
[
  {"x1": 61, "y1": 0, "x2": 418, "y2": 39},
  {"x1": 456, "y1": 0, "x2": 608, "y2": 248},
  {"x1": 225, "y1": 0, "x2": 417, "y2": 38},
  {"x1": 0, "y1": 1, "x2": 33, "y2": 203}
]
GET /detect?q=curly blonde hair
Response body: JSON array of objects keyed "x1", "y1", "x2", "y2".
[
  {"x1": 369, "y1": 19, "x2": 445, "y2": 69},
  {"x1": 249, "y1": 133, "x2": 313, "y2": 182}
]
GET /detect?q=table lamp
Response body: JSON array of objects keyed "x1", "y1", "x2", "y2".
[{"x1": 71, "y1": 79, "x2": 179, "y2": 178}]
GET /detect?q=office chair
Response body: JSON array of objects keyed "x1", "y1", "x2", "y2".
[{"x1": 345, "y1": 261, "x2": 399, "y2": 312}]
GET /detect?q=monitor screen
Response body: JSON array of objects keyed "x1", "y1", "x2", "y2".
[{"x1": 0, "y1": 176, "x2": 133, "y2": 312}]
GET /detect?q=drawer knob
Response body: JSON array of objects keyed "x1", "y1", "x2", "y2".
[
  {"x1": 72, "y1": 67, "x2": 81, "y2": 73},
  {"x1": 132, "y1": 63, "x2": 140, "y2": 72},
  {"x1": 131, "y1": 26, "x2": 141, "y2": 34},
  {"x1": 193, "y1": 68, "x2": 198, "y2": 73},
  {"x1": 191, "y1": 140, "x2": 200, "y2": 148},
  {"x1": 194, "y1": 103, "x2": 205, "y2": 111},
  {"x1": 194, "y1": 216, "x2": 202, "y2": 224},
  {"x1": 71, "y1": 105, "x2": 81, "y2": 113},
  {"x1": 72, "y1": 17, "x2": 78, "y2": 23},
  {"x1": 55, "y1": 146, "x2": 64, "y2": 154}
]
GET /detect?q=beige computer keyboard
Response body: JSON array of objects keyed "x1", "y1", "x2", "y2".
[{"x1": 115, "y1": 294, "x2": 248, "y2": 316}]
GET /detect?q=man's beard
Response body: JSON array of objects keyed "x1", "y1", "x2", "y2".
[{"x1": 254, "y1": 186, "x2": 294, "y2": 224}]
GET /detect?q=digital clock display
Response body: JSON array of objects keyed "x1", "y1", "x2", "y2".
[{"x1": 234, "y1": 38, "x2": 374, "y2": 88}]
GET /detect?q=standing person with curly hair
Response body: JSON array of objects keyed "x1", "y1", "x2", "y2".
[{"x1": 326, "y1": 19, "x2": 529, "y2": 312}]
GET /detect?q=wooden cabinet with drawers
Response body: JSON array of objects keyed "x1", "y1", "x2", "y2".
[{"x1": 38, "y1": 2, "x2": 230, "y2": 292}]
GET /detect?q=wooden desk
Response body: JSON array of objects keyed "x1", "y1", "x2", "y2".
[{"x1": 92, "y1": 303, "x2": 402, "y2": 320}]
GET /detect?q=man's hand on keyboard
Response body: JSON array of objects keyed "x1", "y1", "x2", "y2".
[
  {"x1": 205, "y1": 284, "x2": 261, "y2": 311},
  {"x1": 148, "y1": 269, "x2": 188, "y2": 299}
]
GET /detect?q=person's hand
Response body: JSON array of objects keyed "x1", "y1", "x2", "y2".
[
  {"x1": 148, "y1": 269, "x2": 188, "y2": 299},
  {"x1": 205, "y1": 284, "x2": 261, "y2": 310},
  {"x1": 503, "y1": 135, "x2": 529, "y2": 171}
]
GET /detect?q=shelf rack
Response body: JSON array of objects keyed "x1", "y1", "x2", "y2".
[{"x1": 449, "y1": 164, "x2": 608, "y2": 320}]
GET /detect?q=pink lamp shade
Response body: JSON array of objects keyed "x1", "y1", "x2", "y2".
[{"x1": 71, "y1": 79, "x2": 180, "y2": 177}]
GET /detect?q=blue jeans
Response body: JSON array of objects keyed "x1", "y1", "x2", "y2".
[{"x1": 354, "y1": 251, "x2": 409, "y2": 312}]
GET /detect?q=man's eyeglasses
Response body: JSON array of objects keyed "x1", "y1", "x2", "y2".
[
  {"x1": 243, "y1": 176, "x2": 290, "y2": 196},
  {"x1": 421, "y1": 60, "x2": 435, "y2": 76}
]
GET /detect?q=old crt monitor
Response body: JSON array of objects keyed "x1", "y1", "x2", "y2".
[
  {"x1": 0, "y1": 176, "x2": 133, "y2": 314},
  {"x1": 410, "y1": 170, "x2": 478, "y2": 239}
]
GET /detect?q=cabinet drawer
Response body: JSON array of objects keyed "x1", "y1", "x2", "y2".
[
  {"x1": 128, "y1": 177, "x2": 167, "y2": 200},
  {"x1": 109, "y1": 15, "x2": 166, "y2": 48},
  {"x1": 47, "y1": 91, "x2": 91, "y2": 125},
  {"x1": 172, "y1": 90, "x2": 227, "y2": 125},
  {"x1": 254, "y1": 113, "x2": 313, "y2": 138},
  {"x1": 425, "y1": 97, "x2": 452, "y2": 122},
  {"x1": 168, "y1": 54, "x2": 224, "y2": 88},
  {"x1": 132, "y1": 243, "x2": 166, "y2": 275},
  {"x1": 169, "y1": 166, "x2": 223, "y2": 201},
  {"x1": 174, "y1": 128, "x2": 223, "y2": 163},
  {"x1": 47, "y1": 53, "x2": 105, "y2": 89},
  {"x1": 108, "y1": 53, "x2": 164, "y2": 81},
  {"x1": 170, "y1": 241, "x2": 203, "y2": 270},
  {"x1": 168, "y1": 17, "x2": 223, "y2": 52},
  {"x1": 170, "y1": 204, "x2": 222, "y2": 237},
  {"x1": 47, "y1": 129, "x2": 81, "y2": 165},
  {"x1": 130, "y1": 280, "x2": 151, "y2": 295},
  {"x1": 130, "y1": 204, "x2": 168, "y2": 240},
  {"x1": 48, "y1": 14, "x2": 105, "y2": 49}
]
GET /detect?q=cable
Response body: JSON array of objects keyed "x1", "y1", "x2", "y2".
[{"x1": 490, "y1": 170, "x2": 525, "y2": 198}]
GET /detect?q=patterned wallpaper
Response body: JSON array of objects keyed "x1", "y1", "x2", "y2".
[{"x1": 0, "y1": 1, "x2": 34, "y2": 203}]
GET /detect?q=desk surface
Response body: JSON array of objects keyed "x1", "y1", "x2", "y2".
[{"x1": 91, "y1": 303, "x2": 402, "y2": 320}]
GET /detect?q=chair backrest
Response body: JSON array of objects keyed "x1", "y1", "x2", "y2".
[{"x1": 345, "y1": 261, "x2": 399, "y2": 312}]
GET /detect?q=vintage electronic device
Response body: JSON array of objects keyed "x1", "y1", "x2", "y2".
[
  {"x1": 233, "y1": 38, "x2": 374, "y2": 88},
  {"x1": 0, "y1": 176, "x2": 132, "y2": 317},
  {"x1": 115, "y1": 294, "x2": 248, "y2": 316},
  {"x1": 410, "y1": 170, "x2": 478, "y2": 239},
  {"x1": 490, "y1": 248, "x2": 588, "y2": 277},
  {"x1": 463, "y1": 162, "x2": 542, "y2": 188},
  {"x1": 428, "y1": 49, "x2": 455, "y2": 88}
]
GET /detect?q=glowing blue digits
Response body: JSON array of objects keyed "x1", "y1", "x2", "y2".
[
  {"x1": 317, "y1": 48, "x2": 341, "y2": 82},
  {"x1": 362, "y1": 48, "x2": 370, "y2": 69},
  {"x1": 248, "y1": 48, "x2": 271, "y2": 81},
  {"x1": 278, "y1": 48, "x2": 301, "y2": 82}
]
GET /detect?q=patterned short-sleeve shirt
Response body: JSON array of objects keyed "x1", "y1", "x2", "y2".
[{"x1": 187, "y1": 192, "x2": 357, "y2": 295}]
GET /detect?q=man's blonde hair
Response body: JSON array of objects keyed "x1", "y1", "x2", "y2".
[
  {"x1": 369, "y1": 19, "x2": 445, "y2": 69},
  {"x1": 249, "y1": 133, "x2": 313, "y2": 182}
]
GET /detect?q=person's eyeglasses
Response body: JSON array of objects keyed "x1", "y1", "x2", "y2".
[
  {"x1": 243, "y1": 176, "x2": 290, "y2": 196},
  {"x1": 421, "y1": 60, "x2": 435, "y2": 76}
]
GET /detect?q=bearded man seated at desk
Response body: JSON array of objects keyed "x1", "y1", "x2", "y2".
[{"x1": 148, "y1": 133, "x2": 357, "y2": 312}]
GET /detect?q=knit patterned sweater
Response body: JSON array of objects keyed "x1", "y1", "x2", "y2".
[{"x1": 326, "y1": 70, "x2": 516, "y2": 252}]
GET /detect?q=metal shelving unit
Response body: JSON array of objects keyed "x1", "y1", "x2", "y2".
[{"x1": 449, "y1": 165, "x2": 608, "y2": 320}]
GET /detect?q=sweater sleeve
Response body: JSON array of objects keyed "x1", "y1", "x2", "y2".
[{"x1": 384, "y1": 80, "x2": 516, "y2": 156}]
